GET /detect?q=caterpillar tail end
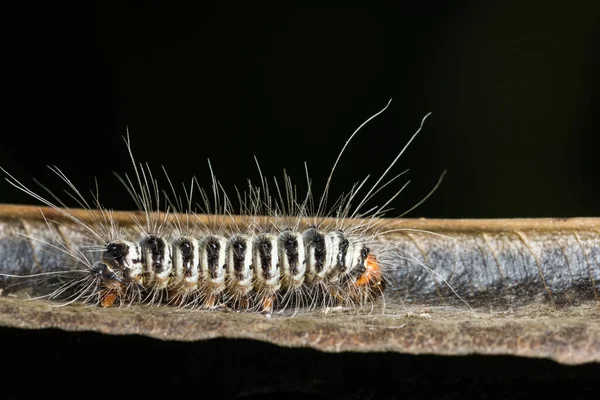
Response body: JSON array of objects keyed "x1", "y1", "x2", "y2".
[{"x1": 354, "y1": 253, "x2": 385, "y2": 295}]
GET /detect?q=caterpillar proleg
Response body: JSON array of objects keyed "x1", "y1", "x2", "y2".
[{"x1": 1, "y1": 100, "x2": 460, "y2": 314}]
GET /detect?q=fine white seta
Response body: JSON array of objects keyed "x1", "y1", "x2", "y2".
[{"x1": 1, "y1": 100, "x2": 463, "y2": 314}]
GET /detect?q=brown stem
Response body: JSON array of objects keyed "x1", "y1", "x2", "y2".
[{"x1": 0, "y1": 204, "x2": 599, "y2": 365}]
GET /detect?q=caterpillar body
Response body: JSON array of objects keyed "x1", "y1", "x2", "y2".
[
  {"x1": 83, "y1": 224, "x2": 382, "y2": 313},
  {"x1": 1, "y1": 100, "x2": 442, "y2": 314}
]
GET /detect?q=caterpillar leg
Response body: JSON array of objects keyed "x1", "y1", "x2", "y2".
[
  {"x1": 100, "y1": 289, "x2": 119, "y2": 308},
  {"x1": 203, "y1": 292, "x2": 218, "y2": 309},
  {"x1": 260, "y1": 294, "x2": 274, "y2": 314}
]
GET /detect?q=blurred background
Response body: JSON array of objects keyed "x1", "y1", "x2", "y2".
[{"x1": 2, "y1": 2, "x2": 599, "y2": 219}]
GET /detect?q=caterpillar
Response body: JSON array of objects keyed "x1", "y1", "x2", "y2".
[{"x1": 0, "y1": 100, "x2": 453, "y2": 314}]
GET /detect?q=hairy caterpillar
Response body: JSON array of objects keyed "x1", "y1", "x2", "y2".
[{"x1": 0, "y1": 100, "x2": 457, "y2": 314}]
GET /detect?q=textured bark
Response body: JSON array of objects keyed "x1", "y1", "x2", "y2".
[{"x1": 1, "y1": 204, "x2": 600, "y2": 365}]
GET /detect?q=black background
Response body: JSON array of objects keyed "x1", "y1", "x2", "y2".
[
  {"x1": 2, "y1": 2, "x2": 600, "y2": 218},
  {"x1": 2, "y1": 2, "x2": 600, "y2": 399}
]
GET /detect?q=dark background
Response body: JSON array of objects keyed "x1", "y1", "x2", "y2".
[
  {"x1": 2, "y1": 2, "x2": 600, "y2": 399},
  {"x1": 2, "y1": 2, "x2": 599, "y2": 218}
]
